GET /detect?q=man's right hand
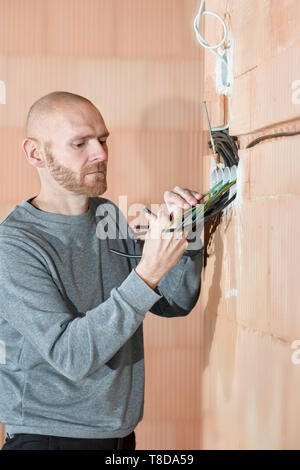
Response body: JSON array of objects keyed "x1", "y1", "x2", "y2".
[{"x1": 134, "y1": 204, "x2": 189, "y2": 290}]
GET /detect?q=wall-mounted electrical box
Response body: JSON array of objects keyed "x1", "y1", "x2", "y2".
[
  {"x1": 210, "y1": 159, "x2": 237, "y2": 200},
  {"x1": 215, "y1": 36, "x2": 234, "y2": 98}
]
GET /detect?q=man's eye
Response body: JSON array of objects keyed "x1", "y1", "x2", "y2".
[{"x1": 73, "y1": 139, "x2": 107, "y2": 148}]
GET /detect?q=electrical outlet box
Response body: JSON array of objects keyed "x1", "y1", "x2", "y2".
[
  {"x1": 216, "y1": 36, "x2": 234, "y2": 97},
  {"x1": 210, "y1": 157, "x2": 237, "y2": 200}
]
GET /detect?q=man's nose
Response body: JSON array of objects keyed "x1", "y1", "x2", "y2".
[{"x1": 88, "y1": 140, "x2": 108, "y2": 163}]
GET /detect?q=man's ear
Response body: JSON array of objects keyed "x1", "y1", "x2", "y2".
[{"x1": 22, "y1": 138, "x2": 45, "y2": 168}]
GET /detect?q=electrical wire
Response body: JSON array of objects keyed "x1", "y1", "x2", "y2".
[
  {"x1": 109, "y1": 248, "x2": 141, "y2": 259},
  {"x1": 208, "y1": 129, "x2": 239, "y2": 166},
  {"x1": 205, "y1": 128, "x2": 239, "y2": 218},
  {"x1": 165, "y1": 178, "x2": 236, "y2": 234},
  {"x1": 109, "y1": 178, "x2": 236, "y2": 259},
  {"x1": 193, "y1": 0, "x2": 228, "y2": 65},
  {"x1": 110, "y1": 128, "x2": 239, "y2": 258},
  {"x1": 182, "y1": 128, "x2": 240, "y2": 230},
  {"x1": 246, "y1": 131, "x2": 300, "y2": 149},
  {"x1": 109, "y1": 247, "x2": 201, "y2": 259}
]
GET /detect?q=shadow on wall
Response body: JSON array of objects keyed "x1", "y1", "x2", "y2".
[
  {"x1": 202, "y1": 212, "x2": 224, "y2": 369},
  {"x1": 201, "y1": 207, "x2": 238, "y2": 406}
]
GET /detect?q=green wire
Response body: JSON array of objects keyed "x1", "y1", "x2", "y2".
[
  {"x1": 180, "y1": 180, "x2": 235, "y2": 229},
  {"x1": 163, "y1": 181, "x2": 222, "y2": 232},
  {"x1": 163, "y1": 179, "x2": 236, "y2": 234}
]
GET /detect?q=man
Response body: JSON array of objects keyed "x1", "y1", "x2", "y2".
[{"x1": 0, "y1": 91, "x2": 203, "y2": 450}]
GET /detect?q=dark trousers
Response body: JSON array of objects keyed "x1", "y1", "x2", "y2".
[{"x1": 1, "y1": 431, "x2": 136, "y2": 450}]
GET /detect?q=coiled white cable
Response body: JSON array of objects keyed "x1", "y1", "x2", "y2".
[
  {"x1": 193, "y1": 0, "x2": 228, "y2": 64},
  {"x1": 194, "y1": 0, "x2": 231, "y2": 128}
]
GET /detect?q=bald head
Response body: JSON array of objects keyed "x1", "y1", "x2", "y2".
[
  {"x1": 25, "y1": 91, "x2": 95, "y2": 142},
  {"x1": 23, "y1": 91, "x2": 109, "y2": 202}
]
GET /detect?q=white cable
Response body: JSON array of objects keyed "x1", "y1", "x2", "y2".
[{"x1": 193, "y1": 0, "x2": 228, "y2": 64}]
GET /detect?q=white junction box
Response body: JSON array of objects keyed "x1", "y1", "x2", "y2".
[{"x1": 210, "y1": 157, "x2": 237, "y2": 200}]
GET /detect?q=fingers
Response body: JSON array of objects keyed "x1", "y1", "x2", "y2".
[
  {"x1": 171, "y1": 187, "x2": 202, "y2": 207},
  {"x1": 170, "y1": 205, "x2": 184, "y2": 230},
  {"x1": 190, "y1": 190, "x2": 203, "y2": 200},
  {"x1": 144, "y1": 211, "x2": 156, "y2": 225},
  {"x1": 146, "y1": 204, "x2": 180, "y2": 240},
  {"x1": 157, "y1": 204, "x2": 174, "y2": 238},
  {"x1": 144, "y1": 212, "x2": 160, "y2": 240},
  {"x1": 145, "y1": 203, "x2": 191, "y2": 242},
  {"x1": 164, "y1": 190, "x2": 189, "y2": 210}
]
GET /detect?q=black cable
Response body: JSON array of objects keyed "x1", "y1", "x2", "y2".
[
  {"x1": 109, "y1": 249, "x2": 202, "y2": 259},
  {"x1": 246, "y1": 131, "x2": 300, "y2": 149},
  {"x1": 199, "y1": 128, "x2": 239, "y2": 226},
  {"x1": 109, "y1": 246, "x2": 202, "y2": 259},
  {"x1": 204, "y1": 193, "x2": 237, "y2": 223},
  {"x1": 109, "y1": 249, "x2": 141, "y2": 259},
  {"x1": 208, "y1": 129, "x2": 239, "y2": 166}
]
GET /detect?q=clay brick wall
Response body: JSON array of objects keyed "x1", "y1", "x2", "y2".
[
  {"x1": 200, "y1": 0, "x2": 300, "y2": 449},
  {"x1": 0, "y1": 0, "x2": 204, "y2": 450},
  {"x1": 0, "y1": 0, "x2": 299, "y2": 451}
]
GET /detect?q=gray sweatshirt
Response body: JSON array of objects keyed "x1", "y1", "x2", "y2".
[{"x1": 0, "y1": 196, "x2": 202, "y2": 439}]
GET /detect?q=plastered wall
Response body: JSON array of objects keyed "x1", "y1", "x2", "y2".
[{"x1": 200, "y1": 0, "x2": 300, "y2": 450}]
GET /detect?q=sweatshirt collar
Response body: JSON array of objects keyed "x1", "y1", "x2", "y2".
[{"x1": 19, "y1": 197, "x2": 94, "y2": 225}]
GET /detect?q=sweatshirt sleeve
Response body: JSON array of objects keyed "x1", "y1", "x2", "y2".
[
  {"x1": 0, "y1": 236, "x2": 162, "y2": 382},
  {"x1": 132, "y1": 237, "x2": 203, "y2": 317}
]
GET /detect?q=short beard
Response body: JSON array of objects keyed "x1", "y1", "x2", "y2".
[{"x1": 44, "y1": 144, "x2": 107, "y2": 197}]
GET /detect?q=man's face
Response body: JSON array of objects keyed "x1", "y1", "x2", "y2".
[{"x1": 42, "y1": 101, "x2": 109, "y2": 197}]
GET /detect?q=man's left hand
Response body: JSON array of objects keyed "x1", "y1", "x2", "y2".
[{"x1": 163, "y1": 186, "x2": 203, "y2": 230}]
